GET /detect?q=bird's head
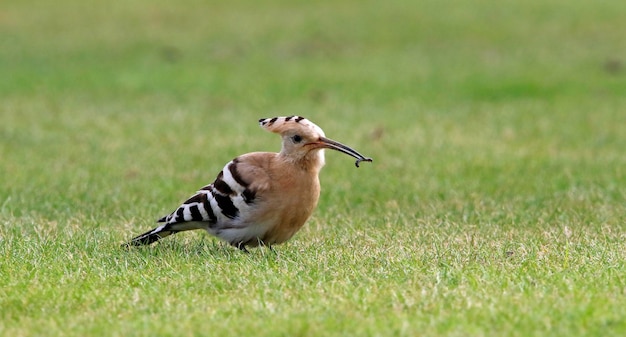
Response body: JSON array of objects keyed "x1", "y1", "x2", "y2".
[{"x1": 259, "y1": 116, "x2": 372, "y2": 171}]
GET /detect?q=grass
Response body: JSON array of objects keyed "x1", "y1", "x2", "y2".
[{"x1": 2, "y1": 0, "x2": 626, "y2": 335}]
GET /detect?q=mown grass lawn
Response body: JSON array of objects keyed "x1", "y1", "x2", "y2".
[{"x1": 1, "y1": 0, "x2": 626, "y2": 336}]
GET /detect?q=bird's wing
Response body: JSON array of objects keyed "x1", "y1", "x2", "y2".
[{"x1": 157, "y1": 152, "x2": 276, "y2": 225}]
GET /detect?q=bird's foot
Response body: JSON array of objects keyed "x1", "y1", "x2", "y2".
[{"x1": 236, "y1": 242, "x2": 250, "y2": 253}]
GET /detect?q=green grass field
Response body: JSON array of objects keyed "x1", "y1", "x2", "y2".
[{"x1": 2, "y1": 0, "x2": 626, "y2": 335}]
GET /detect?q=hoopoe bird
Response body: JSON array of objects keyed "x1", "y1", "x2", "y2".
[{"x1": 123, "y1": 116, "x2": 372, "y2": 252}]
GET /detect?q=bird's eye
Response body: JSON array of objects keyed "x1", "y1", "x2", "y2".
[{"x1": 292, "y1": 135, "x2": 303, "y2": 143}]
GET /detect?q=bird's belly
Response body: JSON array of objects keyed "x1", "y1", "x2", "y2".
[
  {"x1": 207, "y1": 207, "x2": 311, "y2": 247},
  {"x1": 260, "y1": 207, "x2": 313, "y2": 244},
  {"x1": 208, "y1": 224, "x2": 271, "y2": 247}
]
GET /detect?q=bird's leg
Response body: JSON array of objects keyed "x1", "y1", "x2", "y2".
[
  {"x1": 257, "y1": 239, "x2": 276, "y2": 254},
  {"x1": 235, "y1": 242, "x2": 250, "y2": 254}
]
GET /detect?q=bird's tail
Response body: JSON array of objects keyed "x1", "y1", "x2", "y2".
[
  {"x1": 122, "y1": 222, "x2": 206, "y2": 248},
  {"x1": 123, "y1": 224, "x2": 175, "y2": 247}
]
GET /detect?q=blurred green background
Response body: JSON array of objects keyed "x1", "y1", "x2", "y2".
[
  {"x1": 2, "y1": 0, "x2": 624, "y2": 217},
  {"x1": 1, "y1": 0, "x2": 626, "y2": 336}
]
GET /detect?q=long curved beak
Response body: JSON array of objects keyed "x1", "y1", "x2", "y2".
[{"x1": 317, "y1": 137, "x2": 373, "y2": 167}]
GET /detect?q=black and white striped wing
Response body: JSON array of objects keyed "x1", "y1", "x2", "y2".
[
  {"x1": 157, "y1": 189, "x2": 218, "y2": 224},
  {"x1": 157, "y1": 157, "x2": 258, "y2": 227}
]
